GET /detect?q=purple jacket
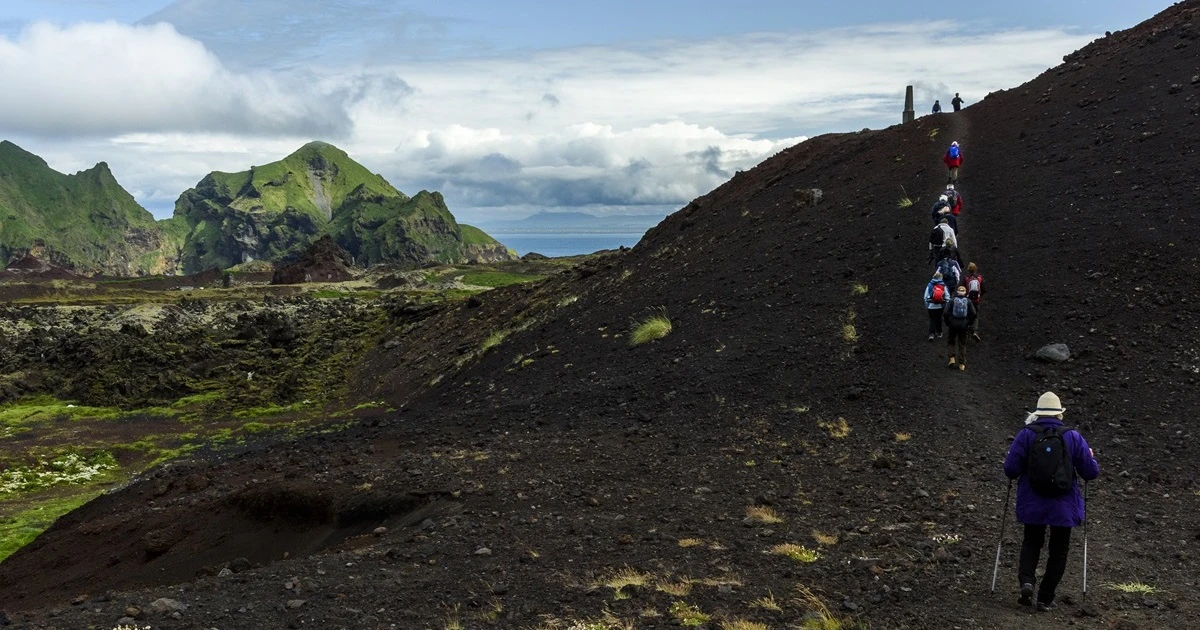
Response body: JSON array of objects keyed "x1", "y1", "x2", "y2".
[{"x1": 1003, "y1": 418, "x2": 1100, "y2": 527}]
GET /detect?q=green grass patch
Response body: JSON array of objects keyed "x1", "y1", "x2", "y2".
[
  {"x1": 0, "y1": 451, "x2": 119, "y2": 495},
  {"x1": 459, "y1": 271, "x2": 543, "y2": 288},
  {"x1": 0, "y1": 396, "x2": 123, "y2": 428},
  {"x1": 232, "y1": 401, "x2": 310, "y2": 419},
  {"x1": 630, "y1": 309, "x2": 672, "y2": 346},
  {"x1": 668, "y1": 601, "x2": 711, "y2": 626},
  {"x1": 170, "y1": 391, "x2": 223, "y2": 409},
  {"x1": 850, "y1": 282, "x2": 868, "y2": 296},
  {"x1": 310, "y1": 289, "x2": 382, "y2": 300},
  {"x1": 0, "y1": 491, "x2": 99, "y2": 562}
]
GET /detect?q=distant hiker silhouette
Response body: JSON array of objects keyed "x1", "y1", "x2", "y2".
[
  {"x1": 932, "y1": 100, "x2": 942, "y2": 114},
  {"x1": 963, "y1": 262, "x2": 984, "y2": 341},
  {"x1": 952, "y1": 93, "x2": 964, "y2": 111},
  {"x1": 923, "y1": 271, "x2": 948, "y2": 340},
  {"x1": 1003, "y1": 392, "x2": 1099, "y2": 611},
  {"x1": 942, "y1": 285, "x2": 975, "y2": 369},
  {"x1": 944, "y1": 141, "x2": 962, "y2": 184}
]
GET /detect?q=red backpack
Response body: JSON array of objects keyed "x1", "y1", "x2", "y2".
[{"x1": 932, "y1": 283, "x2": 946, "y2": 304}]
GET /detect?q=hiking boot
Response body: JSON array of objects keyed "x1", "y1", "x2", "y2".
[
  {"x1": 947, "y1": 356, "x2": 956, "y2": 368},
  {"x1": 959, "y1": 362, "x2": 966, "y2": 371},
  {"x1": 1036, "y1": 601, "x2": 1056, "y2": 612},
  {"x1": 937, "y1": 332, "x2": 943, "y2": 338},
  {"x1": 972, "y1": 332, "x2": 982, "y2": 342},
  {"x1": 1018, "y1": 583, "x2": 1034, "y2": 606},
  {"x1": 928, "y1": 333, "x2": 935, "y2": 341}
]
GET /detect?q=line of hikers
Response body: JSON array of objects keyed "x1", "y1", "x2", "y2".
[
  {"x1": 921, "y1": 141, "x2": 982, "y2": 370},
  {"x1": 932, "y1": 93, "x2": 966, "y2": 114},
  {"x1": 915, "y1": 141, "x2": 1102, "y2": 614}
]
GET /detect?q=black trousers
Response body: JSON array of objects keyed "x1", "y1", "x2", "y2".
[
  {"x1": 1019, "y1": 524, "x2": 1072, "y2": 604},
  {"x1": 927, "y1": 309, "x2": 943, "y2": 335},
  {"x1": 946, "y1": 326, "x2": 968, "y2": 359}
]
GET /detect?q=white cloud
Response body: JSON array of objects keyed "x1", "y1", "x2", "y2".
[
  {"x1": 2, "y1": 20, "x2": 1098, "y2": 223},
  {"x1": 0, "y1": 21, "x2": 350, "y2": 137}
]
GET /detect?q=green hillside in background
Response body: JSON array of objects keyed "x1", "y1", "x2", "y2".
[
  {"x1": 0, "y1": 141, "x2": 179, "y2": 275},
  {"x1": 0, "y1": 140, "x2": 514, "y2": 276},
  {"x1": 169, "y1": 141, "x2": 515, "y2": 273}
]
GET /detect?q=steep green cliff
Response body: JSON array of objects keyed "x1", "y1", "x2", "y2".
[
  {"x1": 170, "y1": 141, "x2": 515, "y2": 273},
  {"x1": 0, "y1": 141, "x2": 179, "y2": 275}
]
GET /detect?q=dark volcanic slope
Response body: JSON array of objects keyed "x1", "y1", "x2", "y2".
[{"x1": 3, "y1": 3, "x2": 1200, "y2": 629}]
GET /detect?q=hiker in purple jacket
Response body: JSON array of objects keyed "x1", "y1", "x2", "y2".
[{"x1": 1003, "y1": 392, "x2": 1100, "y2": 612}]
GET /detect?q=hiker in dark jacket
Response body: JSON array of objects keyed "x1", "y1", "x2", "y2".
[
  {"x1": 923, "y1": 271, "x2": 947, "y2": 340},
  {"x1": 930, "y1": 195, "x2": 957, "y2": 233},
  {"x1": 942, "y1": 285, "x2": 975, "y2": 369},
  {"x1": 932, "y1": 100, "x2": 942, "y2": 114},
  {"x1": 963, "y1": 262, "x2": 984, "y2": 341},
  {"x1": 951, "y1": 93, "x2": 964, "y2": 111},
  {"x1": 1003, "y1": 392, "x2": 1100, "y2": 611},
  {"x1": 944, "y1": 141, "x2": 962, "y2": 184},
  {"x1": 929, "y1": 218, "x2": 956, "y2": 264}
]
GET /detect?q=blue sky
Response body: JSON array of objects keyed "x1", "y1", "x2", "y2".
[{"x1": 0, "y1": 0, "x2": 1174, "y2": 225}]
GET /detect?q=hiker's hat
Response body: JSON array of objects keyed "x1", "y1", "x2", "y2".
[
  {"x1": 939, "y1": 195, "x2": 948, "y2": 202},
  {"x1": 1034, "y1": 391, "x2": 1066, "y2": 416},
  {"x1": 951, "y1": 141, "x2": 959, "y2": 147},
  {"x1": 956, "y1": 286, "x2": 967, "y2": 295},
  {"x1": 933, "y1": 271, "x2": 943, "y2": 280}
]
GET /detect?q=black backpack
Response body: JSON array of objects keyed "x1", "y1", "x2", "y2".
[{"x1": 1026, "y1": 425, "x2": 1075, "y2": 497}]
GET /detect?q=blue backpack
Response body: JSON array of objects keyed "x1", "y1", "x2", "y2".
[
  {"x1": 948, "y1": 145, "x2": 960, "y2": 159},
  {"x1": 951, "y1": 296, "x2": 969, "y2": 319}
]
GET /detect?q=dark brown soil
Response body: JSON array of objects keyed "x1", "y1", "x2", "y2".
[
  {"x1": 2, "y1": 3, "x2": 1200, "y2": 629},
  {"x1": 0, "y1": 254, "x2": 76, "y2": 280}
]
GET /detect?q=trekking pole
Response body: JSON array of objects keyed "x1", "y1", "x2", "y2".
[
  {"x1": 991, "y1": 478, "x2": 1013, "y2": 592},
  {"x1": 1082, "y1": 480, "x2": 1089, "y2": 601}
]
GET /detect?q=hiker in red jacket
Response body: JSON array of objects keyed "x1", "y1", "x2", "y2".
[
  {"x1": 944, "y1": 141, "x2": 962, "y2": 184},
  {"x1": 945, "y1": 185, "x2": 963, "y2": 216},
  {"x1": 963, "y1": 262, "x2": 984, "y2": 341}
]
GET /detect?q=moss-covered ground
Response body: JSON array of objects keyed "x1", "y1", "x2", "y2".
[{"x1": 0, "y1": 255, "x2": 583, "y2": 562}]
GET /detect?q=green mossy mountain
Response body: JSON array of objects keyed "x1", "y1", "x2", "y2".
[
  {"x1": 0, "y1": 141, "x2": 179, "y2": 275},
  {"x1": 0, "y1": 140, "x2": 512, "y2": 276},
  {"x1": 170, "y1": 141, "x2": 514, "y2": 273}
]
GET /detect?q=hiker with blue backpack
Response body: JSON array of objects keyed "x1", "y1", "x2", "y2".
[
  {"x1": 942, "y1": 285, "x2": 976, "y2": 369},
  {"x1": 944, "y1": 141, "x2": 963, "y2": 184},
  {"x1": 923, "y1": 271, "x2": 948, "y2": 340},
  {"x1": 1003, "y1": 392, "x2": 1100, "y2": 612}
]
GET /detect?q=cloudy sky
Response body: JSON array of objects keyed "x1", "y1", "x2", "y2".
[{"x1": 0, "y1": 0, "x2": 1172, "y2": 225}]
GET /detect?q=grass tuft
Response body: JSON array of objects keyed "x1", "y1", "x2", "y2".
[
  {"x1": 598, "y1": 567, "x2": 654, "y2": 600},
  {"x1": 841, "y1": 308, "x2": 858, "y2": 343},
  {"x1": 722, "y1": 621, "x2": 768, "y2": 630},
  {"x1": 897, "y1": 185, "x2": 915, "y2": 209},
  {"x1": 480, "y1": 330, "x2": 508, "y2": 353},
  {"x1": 772, "y1": 543, "x2": 821, "y2": 563},
  {"x1": 894, "y1": 432, "x2": 912, "y2": 442},
  {"x1": 750, "y1": 591, "x2": 783, "y2": 612},
  {"x1": 794, "y1": 584, "x2": 852, "y2": 629},
  {"x1": 656, "y1": 579, "x2": 693, "y2": 597},
  {"x1": 818, "y1": 417, "x2": 852, "y2": 439},
  {"x1": 745, "y1": 505, "x2": 784, "y2": 524},
  {"x1": 668, "y1": 601, "x2": 711, "y2": 627},
  {"x1": 812, "y1": 530, "x2": 839, "y2": 545},
  {"x1": 629, "y1": 308, "x2": 672, "y2": 346},
  {"x1": 1105, "y1": 582, "x2": 1160, "y2": 594},
  {"x1": 678, "y1": 538, "x2": 704, "y2": 548},
  {"x1": 850, "y1": 282, "x2": 868, "y2": 296}
]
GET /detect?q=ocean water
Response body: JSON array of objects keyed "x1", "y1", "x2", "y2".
[{"x1": 495, "y1": 233, "x2": 646, "y2": 257}]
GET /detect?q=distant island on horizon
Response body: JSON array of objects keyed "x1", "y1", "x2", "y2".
[{"x1": 474, "y1": 210, "x2": 664, "y2": 235}]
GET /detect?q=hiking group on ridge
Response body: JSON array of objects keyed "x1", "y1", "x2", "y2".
[
  {"x1": 912, "y1": 140, "x2": 1101, "y2": 614},
  {"x1": 922, "y1": 141, "x2": 983, "y2": 370}
]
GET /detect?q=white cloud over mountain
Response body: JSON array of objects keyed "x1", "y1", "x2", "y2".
[
  {"x1": 0, "y1": 21, "x2": 348, "y2": 137},
  {"x1": 0, "y1": 17, "x2": 1097, "y2": 222}
]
